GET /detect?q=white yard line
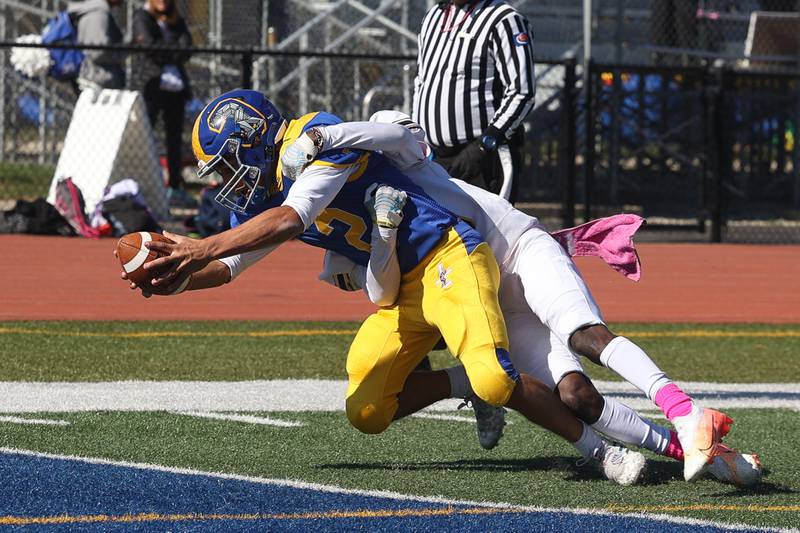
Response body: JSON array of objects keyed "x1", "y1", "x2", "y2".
[
  {"x1": 172, "y1": 411, "x2": 304, "y2": 427},
  {"x1": 0, "y1": 447, "x2": 780, "y2": 532},
  {"x1": 412, "y1": 412, "x2": 476, "y2": 423},
  {"x1": 0, "y1": 416, "x2": 69, "y2": 426},
  {"x1": 0, "y1": 380, "x2": 799, "y2": 413}
]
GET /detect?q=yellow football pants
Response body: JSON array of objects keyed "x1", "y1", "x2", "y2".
[{"x1": 345, "y1": 227, "x2": 518, "y2": 434}]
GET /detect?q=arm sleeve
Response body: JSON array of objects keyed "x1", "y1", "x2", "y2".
[
  {"x1": 488, "y1": 12, "x2": 536, "y2": 138},
  {"x1": 319, "y1": 122, "x2": 425, "y2": 170},
  {"x1": 218, "y1": 245, "x2": 277, "y2": 280},
  {"x1": 281, "y1": 163, "x2": 356, "y2": 229},
  {"x1": 363, "y1": 225, "x2": 401, "y2": 306}
]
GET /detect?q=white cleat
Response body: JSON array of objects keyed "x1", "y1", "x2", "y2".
[
  {"x1": 672, "y1": 404, "x2": 733, "y2": 482},
  {"x1": 596, "y1": 445, "x2": 647, "y2": 486},
  {"x1": 707, "y1": 444, "x2": 763, "y2": 487},
  {"x1": 460, "y1": 396, "x2": 506, "y2": 450}
]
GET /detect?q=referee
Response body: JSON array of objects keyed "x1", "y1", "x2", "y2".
[{"x1": 413, "y1": 0, "x2": 536, "y2": 203}]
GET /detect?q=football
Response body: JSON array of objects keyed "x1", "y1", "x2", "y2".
[{"x1": 115, "y1": 231, "x2": 173, "y2": 292}]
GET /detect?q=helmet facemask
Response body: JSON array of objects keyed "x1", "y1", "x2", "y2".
[{"x1": 198, "y1": 137, "x2": 264, "y2": 214}]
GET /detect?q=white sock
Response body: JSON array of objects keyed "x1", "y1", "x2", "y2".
[
  {"x1": 642, "y1": 418, "x2": 673, "y2": 455},
  {"x1": 599, "y1": 336, "x2": 673, "y2": 401},
  {"x1": 572, "y1": 422, "x2": 606, "y2": 459},
  {"x1": 444, "y1": 366, "x2": 472, "y2": 398},
  {"x1": 591, "y1": 397, "x2": 671, "y2": 455}
]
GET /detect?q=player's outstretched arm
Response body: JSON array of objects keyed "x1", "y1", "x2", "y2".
[
  {"x1": 320, "y1": 122, "x2": 423, "y2": 163},
  {"x1": 117, "y1": 255, "x2": 231, "y2": 298},
  {"x1": 281, "y1": 121, "x2": 424, "y2": 178},
  {"x1": 146, "y1": 207, "x2": 303, "y2": 286}
]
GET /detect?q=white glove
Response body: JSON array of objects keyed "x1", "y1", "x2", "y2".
[
  {"x1": 372, "y1": 185, "x2": 407, "y2": 229},
  {"x1": 281, "y1": 130, "x2": 321, "y2": 180}
]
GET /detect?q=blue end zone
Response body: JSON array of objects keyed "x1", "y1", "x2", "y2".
[{"x1": 0, "y1": 451, "x2": 758, "y2": 532}]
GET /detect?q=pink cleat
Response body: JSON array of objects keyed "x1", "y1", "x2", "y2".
[{"x1": 672, "y1": 405, "x2": 733, "y2": 482}]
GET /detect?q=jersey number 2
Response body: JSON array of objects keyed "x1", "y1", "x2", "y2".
[{"x1": 314, "y1": 208, "x2": 370, "y2": 252}]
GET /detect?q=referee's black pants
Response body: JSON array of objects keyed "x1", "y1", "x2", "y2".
[{"x1": 432, "y1": 129, "x2": 525, "y2": 205}]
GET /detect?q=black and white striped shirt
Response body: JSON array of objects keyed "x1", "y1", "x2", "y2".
[{"x1": 412, "y1": 0, "x2": 536, "y2": 148}]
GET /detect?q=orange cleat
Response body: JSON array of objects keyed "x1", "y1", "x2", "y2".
[{"x1": 672, "y1": 405, "x2": 734, "y2": 482}]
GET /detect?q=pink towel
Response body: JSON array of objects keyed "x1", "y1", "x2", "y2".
[{"x1": 550, "y1": 214, "x2": 645, "y2": 281}]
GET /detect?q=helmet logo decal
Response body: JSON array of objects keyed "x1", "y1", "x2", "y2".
[{"x1": 207, "y1": 99, "x2": 267, "y2": 143}]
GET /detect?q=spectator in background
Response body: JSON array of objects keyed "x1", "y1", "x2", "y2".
[
  {"x1": 67, "y1": 0, "x2": 125, "y2": 90},
  {"x1": 133, "y1": 0, "x2": 195, "y2": 208}
]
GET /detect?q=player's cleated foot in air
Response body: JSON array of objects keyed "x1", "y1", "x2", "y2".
[
  {"x1": 459, "y1": 395, "x2": 506, "y2": 450},
  {"x1": 707, "y1": 444, "x2": 762, "y2": 487},
  {"x1": 672, "y1": 405, "x2": 734, "y2": 482},
  {"x1": 594, "y1": 445, "x2": 647, "y2": 486}
]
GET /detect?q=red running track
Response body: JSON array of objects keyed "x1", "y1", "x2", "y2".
[{"x1": 1, "y1": 235, "x2": 798, "y2": 323}]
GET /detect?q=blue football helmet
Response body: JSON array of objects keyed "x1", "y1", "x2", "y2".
[{"x1": 192, "y1": 89, "x2": 287, "y2": 213}]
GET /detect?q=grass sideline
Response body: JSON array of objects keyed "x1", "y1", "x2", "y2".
[{"x1": 1, "y1": 321, "x2": 799, "y2": 382}]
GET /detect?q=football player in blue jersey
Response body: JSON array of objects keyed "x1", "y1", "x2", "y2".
[{"x1": 129, "y1": 89, "x2": 623, "y2": 465}]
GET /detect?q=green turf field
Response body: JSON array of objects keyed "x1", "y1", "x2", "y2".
[
  {"x1": 1, "y1": 321, "x2": 799, "y2": 529},
  {"x1": 1, "y1": 321, "x2": 799, "y2": 382}
]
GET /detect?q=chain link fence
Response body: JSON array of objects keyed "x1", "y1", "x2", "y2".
[
  {"x1": 583, "y1": 63, "x2": 800, "y2": 243},
  {"x1": 720, "y1": 70, "x2": 800, "y2": 242},
  {"x1": 0, "y1": 0, "x2": 799, "y2": 243},
  {"x1": 0, "y1": 43, "x2": 419, "y2": 207},
  {"x1": 520, "y1": 0, "x2": 800, "y2": 70},
  {"x1": 584, "y1": 65, "x2": 709, "y2": 231}
]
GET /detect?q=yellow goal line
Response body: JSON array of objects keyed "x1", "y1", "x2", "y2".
[
  {"x1": 0, "y1": 507, "x2": 523, "y2": 526},
  {"x1": 3, "y1": 504, "x2": 798, "y2": 526},
  {"x1": 0, "y1": 327, "x2": 356, "y2": 338}
]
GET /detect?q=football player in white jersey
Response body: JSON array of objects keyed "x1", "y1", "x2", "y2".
[
  {"x1": 315, "y1": 182, "x2": 761, "y2": 486},
  {"x1": 279, "y1": 111, "x2": 763, "y2": 486}
]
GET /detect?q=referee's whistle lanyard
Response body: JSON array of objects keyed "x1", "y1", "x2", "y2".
[{"x1": 440, "y1": 0, "x2": 478, "y2": 33}]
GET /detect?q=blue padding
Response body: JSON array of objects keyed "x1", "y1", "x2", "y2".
[{"x1": 496, "y1": 347, "x2": 520, "y2": 382}]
